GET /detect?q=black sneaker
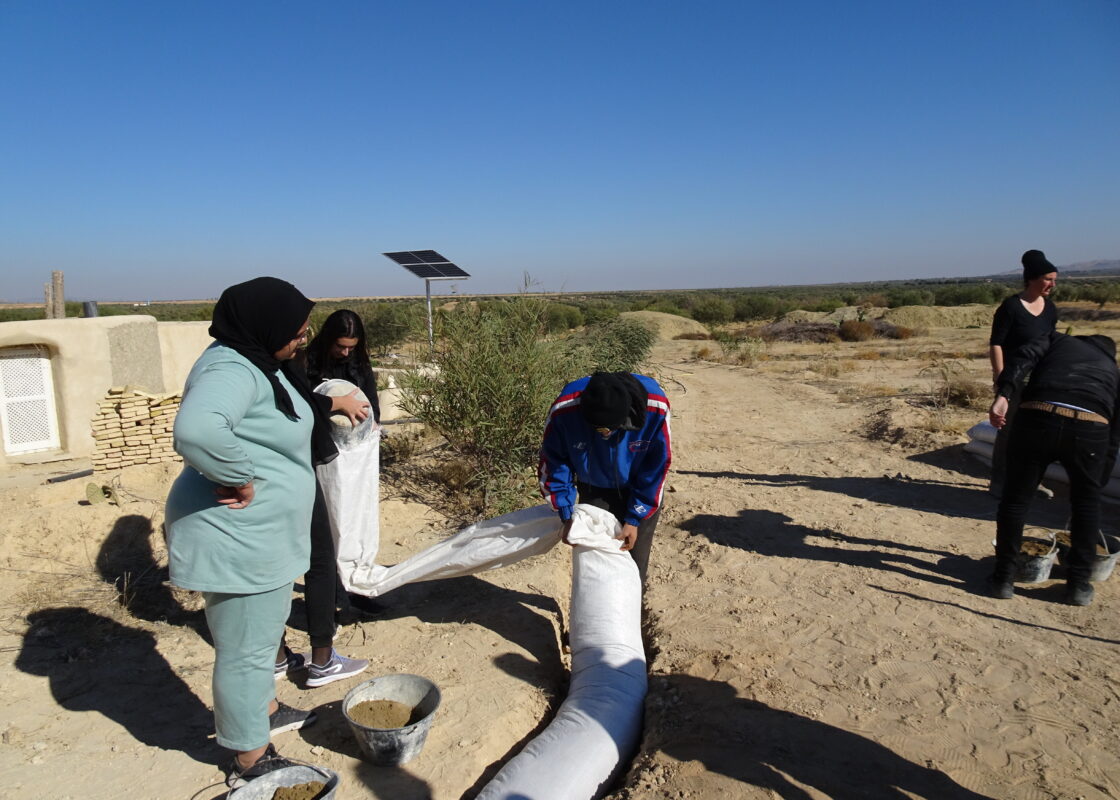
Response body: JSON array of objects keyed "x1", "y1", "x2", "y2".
[
  {"x1": 1065, "y1": 582, "x2": 1094, "y2": 607},
  {"x1": 986, "y1": 575, "x2": 1014, "y2": 600},
  {"x1": 227, "y1": 743, "x2": 297, "y2": 788},
  {"x1": 274, "y1": 646, "x2": 307, "y2": 682},
  {"x1": 269, "y1": 701, "x2": 318, "y2": 734}
]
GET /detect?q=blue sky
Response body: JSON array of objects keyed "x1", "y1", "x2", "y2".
[{"x1": 1, "y1": 0, "x2": 1117, "y2": 301}]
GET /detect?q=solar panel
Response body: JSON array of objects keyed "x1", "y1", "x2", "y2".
[
  {"x1": 384, "y1": 252, "x2": 425, "y2": 265},
  {"x1": 382, "y1": 250, "x2": 471, "y2": 279}
]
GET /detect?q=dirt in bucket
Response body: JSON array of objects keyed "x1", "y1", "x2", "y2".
[
  {"x1": 271, "y1": 782, "x2": 326, "y2": 800},
  {"x1": 350, "y1": 699, "x2": 423, "y2": 729},
  {"x1": 1021, "y1": 539, "x2": 1053, "y2": 557},
  {"x1": 1055, "y1": 531, "x2": 1113, "y2": 556}
]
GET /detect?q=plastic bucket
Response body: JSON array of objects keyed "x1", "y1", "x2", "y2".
[
  {"x1": 992, "y1": 530, "x2": 1057, "y2": 583},
  {"x1": 228, "y1": 764, "x2": 338, "y2": 799},
  {"x1": 343, "y1": 674, "x2": 441, "y2": 766}
]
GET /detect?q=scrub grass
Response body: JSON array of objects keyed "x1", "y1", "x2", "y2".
[{"x1": 399, "y1": 294, "x2": 655, "y2": 516}]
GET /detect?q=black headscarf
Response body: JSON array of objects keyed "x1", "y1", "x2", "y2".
[{"x1": 209, "y1": 277, "x2": 338, "y2": 466}]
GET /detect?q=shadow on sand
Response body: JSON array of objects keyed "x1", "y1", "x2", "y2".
[
  {"x1": 15, "y1": 606, "x2": 217, "y2": 764},
  {"x1": 680, "y1": 507, "x2": 989, "y2": 592},
  {"x1": 649, "y1": 674, "x2": 995, "y2": 799}
]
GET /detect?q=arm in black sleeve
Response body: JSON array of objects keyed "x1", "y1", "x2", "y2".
[
  {"x1": 996, "y1": 332, "x2": 1054, "y2": 398},
  {"x1": 312, "y1": 392, "x2": 333, "y2": 416},
  {"x1": 358, "y1": 371, "x2": 380, "y2": 423},
  {"x1": 1106, "y1": 379, "x2": 1120, "y2": 484}
]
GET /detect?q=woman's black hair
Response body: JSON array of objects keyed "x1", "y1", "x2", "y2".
[{"x1": 304, "y1": 309, "x2": 377, "y2": 397}]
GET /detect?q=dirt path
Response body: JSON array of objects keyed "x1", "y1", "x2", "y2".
[
  {"x1": 1, "y1": 336, "x2": 1118, "y2": 799},
  {"x1": 626, "y1": 353, "x2": 1120, "y2": 799}
]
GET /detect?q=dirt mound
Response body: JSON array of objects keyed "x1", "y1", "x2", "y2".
[
  {"x1": 620, "y1": 310, "x2": 708, "y2": 340},
  {"x1": 883, "y1": 304, "x2": 993, "y2": 329},
  {"x1": 779, "y1": 309, "x2": 828, "y2": 323}
]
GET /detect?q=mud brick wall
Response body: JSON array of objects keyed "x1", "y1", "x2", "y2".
[{"x1": 90, "y1": 387, "x2": 181, "y2": 472}]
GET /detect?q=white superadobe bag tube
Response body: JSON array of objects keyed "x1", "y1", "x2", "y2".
[
  {"x1": 347, "y1": 504, "x2": 562, "y2": 596},
  {"x1": 314, "y1": 379, "x2": 382, "y2": 591},
  {"x1": 476, "y1": 504, "x2": 647, "y2": 800}
]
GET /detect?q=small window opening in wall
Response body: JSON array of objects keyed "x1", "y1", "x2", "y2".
[{"x1": 0, "y1": 345, "x2": 61, "y2": 455}]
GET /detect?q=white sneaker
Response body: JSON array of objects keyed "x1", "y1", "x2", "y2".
[{"x1": 305, "y1": 650, "x2": 369, "y2": 688}]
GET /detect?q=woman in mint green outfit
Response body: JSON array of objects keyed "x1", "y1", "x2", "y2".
[{"x1": 166, "y1": 277, "x2": 337, "y2": 787}]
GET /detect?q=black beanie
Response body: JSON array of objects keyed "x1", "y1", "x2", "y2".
[
  {"x1": 1022, "y1": 250, "x2": 1057, "y2": 280},
  {"x1": 581, "y1": 371, "x2": 647, "y2": 430}
]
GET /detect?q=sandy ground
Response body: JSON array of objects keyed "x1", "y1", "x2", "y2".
[{"x1": 2, "y1": 322, "x2": 1119, "y2": 800}]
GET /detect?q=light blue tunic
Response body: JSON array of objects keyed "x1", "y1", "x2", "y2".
[{"x1": 166, "y1": 343, "x2": 314, "y2": 593}]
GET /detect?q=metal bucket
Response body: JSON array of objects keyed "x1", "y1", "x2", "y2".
[
  {"x1": 1089, "y1": 533, "x2": 1120, "y2": 581},
  {"x1": 993, "y1": 529, "x2": 1057, "y2": 583},
  {"x1": 1058, "y1": 531, "x2": 1120, "y2": 582},
  {"x1": 228, "y1": 764, "x2": 338, "y2": 799},
  {"x1": 343, "y1": 674, "x2": 441, "y2": 766}
]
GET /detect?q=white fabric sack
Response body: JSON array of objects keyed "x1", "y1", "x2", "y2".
[
  {"x1": 347, "y1": 503, "x2": 562, "y2": 597},
  {"x1": 314, "y1": 379, "x2": 381, "y2": 592},
  {"x1": 966, "y1": 420, "x2": 998, "y2": 445},
  {"x1": 966, "y1": 425, "x2": 1120, "y2": 499},
  {"x1": 477, "y1": 504, "x2": 647, "y2": 800}
]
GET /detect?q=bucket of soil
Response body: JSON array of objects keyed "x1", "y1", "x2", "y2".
[
  {"x1": 228, "y1": 764, "x2": 338, "y2": 799},
  {"x1": 992, "y1": 528, "x2": 1057, "y2": 583},
  {"x1": 1056, "y1": 530, "x2": 1120, "y2": 582},
  {"x1": 343, "y1": 673, "x2": 441, "y2": 766}
]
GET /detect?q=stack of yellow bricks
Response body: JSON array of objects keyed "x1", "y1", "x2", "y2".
[{"x1": 91, "y1": 387, "x2": 182, "y2": 472}]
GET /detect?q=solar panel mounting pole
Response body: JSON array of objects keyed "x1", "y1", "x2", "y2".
[
  {"x1": 381, "y1": 250, "x2": 471, "y2": 352},
  {"x1": 424, "y1": 278, "x2": 435, "y2": 349}
]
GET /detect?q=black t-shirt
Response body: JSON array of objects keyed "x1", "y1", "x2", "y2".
[{"x1": 989, "y1": 295, "x2": 1058, "y2": 357}]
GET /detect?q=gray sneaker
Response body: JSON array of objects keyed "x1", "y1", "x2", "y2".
[
  {"x1": 269, "y1": 701, "x2": 317, "y2": 734},
  {"x1": 305, "y1": 650, "x2": 369, "y2": 688}
]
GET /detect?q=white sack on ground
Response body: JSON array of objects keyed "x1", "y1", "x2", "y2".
[
  {"x1": 477, "y1": 504, "x2": 647, "y2": 800},
  {"x1": 347, "y1": 504, "x2": 562, "y2": 596},
  {"x1": 966, "y1": 421, "x2": 1120, "y2": 499},
  {"x1": 967, "y1": 421, "x2": 998, "y2": 445},
  {"x1": 314, "y1": 379, "x2": 382, "y2": 592}
]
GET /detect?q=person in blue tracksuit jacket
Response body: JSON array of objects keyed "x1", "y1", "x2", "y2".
[{"x1": 539, "y1": 371, "x2": 671, "y2": 583}]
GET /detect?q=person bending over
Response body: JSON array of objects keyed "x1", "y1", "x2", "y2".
[
  {"x1": 539, "y1": 371, "x2": 671, "y2": 584},
  {"x1": 988, "y1": 331, "x2": 1120, "y2": 606}
]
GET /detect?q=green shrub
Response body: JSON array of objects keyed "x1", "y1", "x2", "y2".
[
  {"x1": 567, "y1": 316, "x2": 656, "y2": 374},
  {"x1": 308, "y1": 301, "x2": 420, "y2": 353},
  {"x1": 712, "y1": 329, "x2": 765, "y2": 365},
  {"x1": 579, "y1": 301, "x2": 620, "y2": 326},
  {"x1": 544, "y1": 303, "x2": 585, "y2": 332},
  {"x1": 887, "y1": 288, "x2": 935, "y2": 307},
  {"x1": 733, "y1": 294, "x2": 787, "y2": 321},
  {"x1": 643, "y1": 299, "x2": 690, "y2": 317},
  {"x1": 398, "y1": 296, "x2": 576, "y2": 515},
  {"x1": 690, "y1": 295, "x2": 735, "y2": 325}
]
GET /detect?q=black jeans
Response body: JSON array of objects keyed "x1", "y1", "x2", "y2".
[
  {"x1": 575, "y1": 481, "x2": 659, "y2": 585},
  {"x1": 995, "y1": 408, "x2": 1109, "y2": 584},
  {"x1": 305, "y1": 481, "x2": 340, "y2": 649}
]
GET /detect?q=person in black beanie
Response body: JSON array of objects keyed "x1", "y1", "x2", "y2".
[
  {"x1": 539, "y1": 371, "x2": 672, "y2": 584},
  {"x1": 987, "y1": 331, "x2": 1120, "y2": 606},
  {"x1": 987, "y1": 250, "x2": 1059, "y2": 496}
]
